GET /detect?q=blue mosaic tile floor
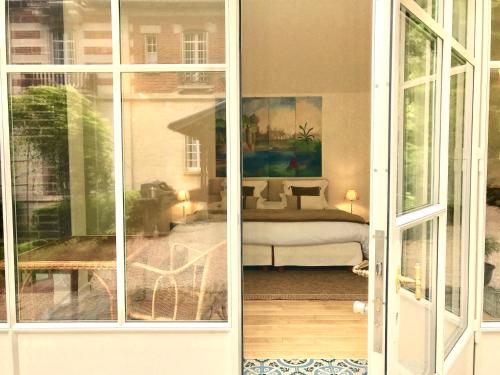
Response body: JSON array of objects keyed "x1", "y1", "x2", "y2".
[{"x1": 243, "y1": 359, "x2": 368, "y2": 374}]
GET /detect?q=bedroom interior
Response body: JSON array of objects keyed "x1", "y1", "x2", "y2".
[{"x1": 240, "y1": 0, "x2": 372, "y2": 364}]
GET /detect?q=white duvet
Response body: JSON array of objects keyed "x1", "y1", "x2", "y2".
[
  {"x1": 243, "y1": 221, "x2": 369, "y2": 258},
  {"x1": 170, "y1": 220, "x2": 370, "y2": 259}
]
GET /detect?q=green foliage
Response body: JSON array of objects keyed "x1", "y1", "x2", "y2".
[
  {"x1": 124, "y1": 190, "x2": 143, "y2": 234},
  {"x1": 296, "y1": 122, "x2": 315, "y2": 143},
  {"x1": 486, "y1": 236, "x2": 500, "y2": 259},
  {"x1": 10, "y1": 84, "x2": 115, "y2": 241},
  {"x1": 10, "y1": 85, "x2": 113, "y2": 196}
]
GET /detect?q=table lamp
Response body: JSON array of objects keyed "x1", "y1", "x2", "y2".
[{"x1": 345, "y1": 189, "x2": 359, "y2": 214}]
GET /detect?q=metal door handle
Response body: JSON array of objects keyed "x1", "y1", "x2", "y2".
[
  {"x1": 396, "y1": 263, "x2": 422, "y2": 301},
  {"x1": 352, "y1": 260, "x2": 369, "y2": 278}
]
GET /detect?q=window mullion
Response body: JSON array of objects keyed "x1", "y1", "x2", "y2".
[
  {"x1": 0, "y1": 0, "x2": 18, "y2": 329},
  {"x1": 111, "y1": 0, "x2": 126, "y2": 326}
]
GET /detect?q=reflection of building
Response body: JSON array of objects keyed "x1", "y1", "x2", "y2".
[{"x1": 8, "y1": 0, "x2": 226, "y2": 240}]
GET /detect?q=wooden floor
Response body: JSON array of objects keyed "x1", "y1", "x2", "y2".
[{"x1": 243, "y1": 300, "x2": 368, "y2": 359}]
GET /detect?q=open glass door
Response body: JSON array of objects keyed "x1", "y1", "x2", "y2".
[{"x1": 370, "y1": 0, "x2": 480, "y2": 374}]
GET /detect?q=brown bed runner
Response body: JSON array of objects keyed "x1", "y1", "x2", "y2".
[{"x1": 242, "y1": 209, "x2": 365, "y2": 224}]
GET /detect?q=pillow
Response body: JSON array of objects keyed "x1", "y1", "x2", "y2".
[
  {"x1": 283, "y1": 179, "x2": 328, "y2": 198},
  {"x1": 258, "y1": 199, "x2": 286, "y2": 209},
  {"x1": 242, "y1": 180, "x2": 267, "y2": 199},
  {"x1": 286, "y1": 195, "x2": 326, "y2": 210},
  {"x1": 242, "y1": 186, "x2": 255, "y2": 197},
  {"x1": 291, "y1": 186, "x2": 321, "y2": 196},
  {"x1": 243, "y1": 196, "x2": 259, "y2": 209}
]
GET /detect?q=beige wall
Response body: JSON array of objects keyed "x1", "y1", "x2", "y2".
[{"x1": 242, "y1": 0, "x2": 372, "y2": 219}]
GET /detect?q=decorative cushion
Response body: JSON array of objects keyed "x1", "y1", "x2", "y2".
[
  {"x1": 242, "y1": 186, "x2": 255, "y2": 197},
  {"x1": 242, "y1": 180, "x2": 267, "y2": 199},
  {"x1": 291, "y1": 186, "x2": 321, "y2": 196},
  {"x1": 243, "y1": 196, "x2": 259, "y2": 209},
  {"x1": 286, "y1": 195, "x2": 326, "y2": 210},
  {"x1": 258, "y1": 199, "x2": 286, "y2": 209},
  {"x1": 267, "y1": 180, "x2": 284, "y2": 201}
]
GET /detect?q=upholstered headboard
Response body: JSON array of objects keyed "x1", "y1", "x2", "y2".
[{"x1": 208, "y1": 178, "x2": 329, "y2": 202}]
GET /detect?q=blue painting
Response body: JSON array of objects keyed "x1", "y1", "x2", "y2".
[
  {"x1": 215, "y1": 96, "x2": 322, "y2": 177},
  {"x1": 242, "y1": 96, "x2": 322, "y2": 177}
]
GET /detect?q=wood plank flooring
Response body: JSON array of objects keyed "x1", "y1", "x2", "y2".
[{"x1": 243, "y1": 300, "x2": 368, "y2": 359}]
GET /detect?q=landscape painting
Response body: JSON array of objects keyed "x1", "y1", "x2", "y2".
[
  {"x1": 215, "y1": 96, "x2": 322, "y2": 177},
  {"x1": 241, "y1": 96, "x2": 322, "y2": 177}
]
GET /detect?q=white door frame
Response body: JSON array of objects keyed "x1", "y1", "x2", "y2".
[{"x1": 370, "y1": 0, "x2": 484, "y2": 374}]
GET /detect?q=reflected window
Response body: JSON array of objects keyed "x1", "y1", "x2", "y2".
[
  {"x1": 144, "y1": 34, "x2": 158, "y2": 64},
  {"x1": 122, "y1": 72, "x2": 227, "y2": 321},
  {"x1": 186, "y1": 136, "x2": 201, "y2": 174},
  {"x1": 52, "y1": 31, "x2": 76, "y2": 65},
  {"x1": 8, "y1": 73, "x2": 116, "y2": 321},
  {"x1": 7, "y1": 0, "x2": 112, "y2": 64},
  {"x1": 183, "y1": 32, "x2": 209, "y2": 84},
  {"x1": 120, "y1": 0, "x2": 225, "y2": 65}
]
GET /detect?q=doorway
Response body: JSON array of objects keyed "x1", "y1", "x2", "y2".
[{"x1": 239, "y1": 0, "x2": 372, "y2": 372}]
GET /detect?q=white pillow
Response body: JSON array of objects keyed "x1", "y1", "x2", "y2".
[
  {"x1": 282, "y1": 180, "x2": 329, "y2": 209},
  {"x1": 242, "y1": 180, "x2": 267, "y2": 199},
  {"x1": 300, "y1": 196, "x2": 327, "y2": 210},
  {"x1": 258, "y1": 199, "x2": 286, "y2": 210}
]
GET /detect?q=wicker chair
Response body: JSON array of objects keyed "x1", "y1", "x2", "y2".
[{"x1": 127, "y1": 240, "x2": 227, "y2": 321}]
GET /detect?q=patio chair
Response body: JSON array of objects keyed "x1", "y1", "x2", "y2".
[{"x1": 127, "y1": 240, "x2": 227, "y2": 321}]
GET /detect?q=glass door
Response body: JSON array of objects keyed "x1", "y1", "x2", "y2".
[{"x1": 370, "y1": 0, "x2": 479, "y2": 374}]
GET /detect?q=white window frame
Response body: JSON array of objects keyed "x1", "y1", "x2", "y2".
[
  {"x1": 182, "y1": 31, "x2": 209, "y2": 84},
  {"x1": 479, "y1": 0, "x2": 500, "y2": 333},
  {"x1": 144, "y1": 33, "x2": 158, "y2": 64},
  {"x1": 185, "y1": 136, "x2": 201, "y2": 174},
  {"x1": 0, "y1": 2, "x2": 240, "y2": 365},
  {"x1": 52, "y1": 30, "x2": 76, "y2": 65}
]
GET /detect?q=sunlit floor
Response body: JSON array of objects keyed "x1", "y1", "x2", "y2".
[{"x1": 243, "y1": 300, "x2": 368, "y2": 359}]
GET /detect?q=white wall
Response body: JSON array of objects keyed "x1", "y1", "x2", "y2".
[
  {"x1": 8, "y1": 331, "x2": 233, "y2": 375},
  {"x1": 242, "y1": 0, "x2": 372, "y2": 219},
  {"x1": 475, "y1": 331, "x2": 500, "y2": 375},
  {"x1": 0, "y1": 333, "x2": 12, "y2": 374}
]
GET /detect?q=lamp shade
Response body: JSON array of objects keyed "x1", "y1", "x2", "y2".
[
  {"x1": 345, "y1": 189, "x2": 359, "y2": 201},
  {"x1": 177, "y1": 190, "x2": 190, "y2": 202}
]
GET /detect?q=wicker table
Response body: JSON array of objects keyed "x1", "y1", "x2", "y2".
[{"x1": 0, "y1": 237, "x2": 118, "y2": 320}]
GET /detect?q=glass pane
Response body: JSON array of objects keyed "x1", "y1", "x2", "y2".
[
  {"x1": 491, "y1": 1, "x2": 500, "y2": 60},
  {"x1": 9, "y1": 73, "x2": 116, "y2": 321},
  {"x1": 122, "y1": 72, "x2": 227, "y2": 321},
  {"x1": 7, "y1": 0, "x2": 112, "y2": 64},
  {"x1": 414, "y1": 0, "x2": 438, "y2": 20},
  {"x1": 444, "y1": 53, "x2": 470, "y2": 353},
  {"x1": 452, "y1": 0, "x2": 469, "y2": 47},
  {"x1": 399, "y1": 220, "x2": 437, "y2": 374},
  {"x1": 485, "y1": 69, "x2": 500, "y2": 321},
  {"x1": 398, "y1": 12, "x2": 439, "y2": 214},
  {"x1": 120, "y1": 0, "x2": 225, "y2": 64},
  {"x1": 0, "y1": 166, "x2": 5, "y2": 322}
]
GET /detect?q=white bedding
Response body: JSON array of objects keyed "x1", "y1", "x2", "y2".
[
  {"x1": 170, "y1": 219, "x2": 370, "y2": 259},
  {"x1": 243, "y1": 221, "x2": 369, "y2": 258}
]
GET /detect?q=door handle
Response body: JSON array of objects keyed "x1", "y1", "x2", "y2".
[
  {"x1": 352, "y1": 260, "x2": 369, "y2": 278},
  {"x1": 396, "y1": 263, "x2": 422, "y2": 301}
]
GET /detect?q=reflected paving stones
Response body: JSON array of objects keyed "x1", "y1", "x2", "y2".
[{"x1": 243, "y1": 359, "x2": 368, "y2": 375}]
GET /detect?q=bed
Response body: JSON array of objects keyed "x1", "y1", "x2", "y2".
[
  {"x1": 202, "y1": 178, "x2": 369, "y2": 267},
  {"x1": 242, "y1": 209, "x2": 369, "y2": 267}
]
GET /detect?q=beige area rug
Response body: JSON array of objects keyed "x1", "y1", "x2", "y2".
[{"x1": 243, "y1": 267, "x2": 368, "y2": 300}]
